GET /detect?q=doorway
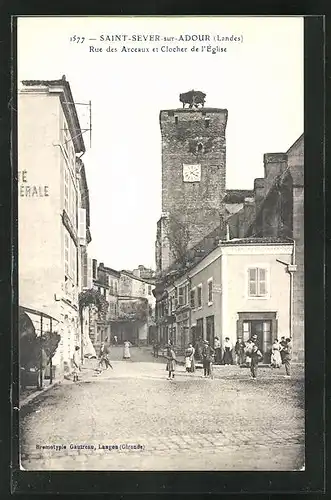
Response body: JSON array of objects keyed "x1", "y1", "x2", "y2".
[
  {"x1": 206, "y1": 315, "x2": 215, "y2": 345},
  {"x1": 238, "y1": 312, "x2": 277, "y2": 363}
]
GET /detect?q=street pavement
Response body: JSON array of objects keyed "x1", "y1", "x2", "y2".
[{"x1": 20, "y1": 346, "x2": 305, "y2": 471}]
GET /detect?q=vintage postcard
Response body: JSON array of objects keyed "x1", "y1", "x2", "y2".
[{"x1": 17, "y1": 15, "x2": 304, "y2": 471}]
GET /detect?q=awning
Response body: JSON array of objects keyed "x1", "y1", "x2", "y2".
[{"x1": 19, "y1": 305, "x2": 60, "y2": 323}]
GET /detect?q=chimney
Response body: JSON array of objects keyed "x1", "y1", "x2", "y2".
[
  {"x1": 263, "y1": 153, "x2": 287, "y2": 179},
  {"x1": 254, "y1": 178, "x2": 265, "y2": 205}
]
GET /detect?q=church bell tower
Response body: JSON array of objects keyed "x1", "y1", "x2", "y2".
[{"x1": 156, "y1": 90, "x2": 228, "y2": 273}]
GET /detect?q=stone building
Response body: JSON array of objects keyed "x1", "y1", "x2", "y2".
[
  {"x1": 116, "y1": 271, "x2": 156, "y2": 345},
  {"x1": 90, "y1": 262, "x2": 156, "y2": 346},
  {"x1": 91, "y1": 262, "x2": 120, "y2": 347},
  {"x1": 155, "y1": 238, "x2": 294, "y2": 363},
  {"x1": 227, "y1": 134, "x2": 304, "y2": 361},
  {"x1": 18, "y1": 76, "x2": 93, "y2": 377},
  {"x1": 155, "y1": 90, "x2": 228, "y2": 273}
]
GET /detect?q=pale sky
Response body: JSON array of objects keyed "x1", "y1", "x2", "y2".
[{"x1": 17, "y1": 16, "x2": 304, "y2": 271}]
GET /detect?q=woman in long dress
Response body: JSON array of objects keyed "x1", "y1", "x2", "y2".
[
  {"x1": 123, "y1": 340, "x2": 132, "y2": 360},
  {"x1": 270, "y1": 338, "x2": 282, "y2": 368},
  {"x1": 185, "y1": 343, "x2": 195, "y2": 373},
  {"x1": 223, "y1": 337, "x2": 233, "y2": 365}
]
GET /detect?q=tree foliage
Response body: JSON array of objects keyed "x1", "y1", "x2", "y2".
[
  {"x1": 167, "y1": 215, "x2": 191, "y2": 266},
  {"x1": 78, "y1": 288, "x2": 109, "y2": 320},
  {"x1": 118, "y1": 298, "x2": 148, "y2": 322}
]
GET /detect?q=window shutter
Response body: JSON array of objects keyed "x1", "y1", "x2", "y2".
[
  {"x1": 190, "y1": 290, "x2": 195, "y2": 309},
  {"x1": 248, "y1": 268, "x2": 257, "y2": 296},
  {"x1": 178, "y1": 287, "x2": 184, "y2": 306},
  {"x1": 78, "y1": 208, "x2": 86, "y2": 243},
  {"x1": 64, "y1": 233, "x2": 69, "y2": 276},
  {"x1": 258, "y1": 268, "x2": 267, "y2": 296},
  {"x1": 87, "y1": 257, "x2": 93, "y2": 289},
  {"x1": 208, "y1": 280, "x2": 213, "y2": 302}
]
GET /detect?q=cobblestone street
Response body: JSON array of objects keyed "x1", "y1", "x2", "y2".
[{"x1": 20, "y1": 347, "x2": 305, "y2": 471}]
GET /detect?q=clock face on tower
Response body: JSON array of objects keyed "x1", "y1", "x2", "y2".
[{"x1": 183, "y1": 164, "x2": 201, "y2": 182}]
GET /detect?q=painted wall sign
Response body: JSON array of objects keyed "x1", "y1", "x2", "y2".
[{"x1": 18, "y1": 170, "x2": 49, "y2": 197}]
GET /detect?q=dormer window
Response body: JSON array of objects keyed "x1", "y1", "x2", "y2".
[
  {"x1": 205, "y1": 118, "x2": 210, "y2": 128},
  {"x1": 175, "y1": 115, "x2": 179, "y2": 125}
]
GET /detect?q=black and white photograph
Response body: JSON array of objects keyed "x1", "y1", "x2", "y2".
[{"x1": 16, "y1": 16, "x2": 304, "y2": 471}]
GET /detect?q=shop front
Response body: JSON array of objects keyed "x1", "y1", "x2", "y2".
[
  {"x1": 175, "y1": 309, "x2": 190, "y2": 350},
  {"x1": 236, "y1": 311, "x2": 278, "y2": 363}
]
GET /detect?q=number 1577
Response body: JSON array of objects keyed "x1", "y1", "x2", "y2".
[{"x1": 70, "y1": 35, "x2": 85, "y2": 43}]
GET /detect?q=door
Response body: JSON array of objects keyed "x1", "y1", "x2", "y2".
[
  {"x1": 206, "y1": 316, "x2": 215, "y2": 345},
  {"x1": 196, "y1": 318, "x2": 204, "y2": 340},
  {"x1": 191, "y1": 325, "x2": 197, "y2": 346},
  {"x1": 250, "y1": 320, "x2": 272, "y2": 363}
]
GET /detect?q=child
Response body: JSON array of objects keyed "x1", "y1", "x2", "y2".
[
  {"x1": 72, "y1": 346, "x2": 81, "y2": 382},
  {"x1": 166, "y1": 345, "x2": 176, "y2": 380},
  {"x1": 250, "y1": 344, "x2": 263, "y2": 380}
]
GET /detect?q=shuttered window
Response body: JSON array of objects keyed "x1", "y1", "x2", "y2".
[{"x1": 248, "y1": 268, "x2": 268, "y2": 297}]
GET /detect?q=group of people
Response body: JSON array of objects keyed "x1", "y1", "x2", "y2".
[
  {"x1": 270, "y1": 337, "x2": 292, "y2": 376},
  {"x1": 195, "y1": 337, "x2": 235, "y2": 365},
  {"x1": 165, "y1": 334, "x2": 293, "y2": 381},
  {"x1": 166, "y1": 339, "x2": 218, "y2": 379}
]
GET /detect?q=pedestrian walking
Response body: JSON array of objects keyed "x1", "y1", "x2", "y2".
[
  {"x1": 184, "y1": 343, "x2": 195, "y2": 373},
  {"x1": 235, "y1": 338, "x2": 246, "y2": 366},
  {"x1": 244, "y1": 339, "x2": 254, "y2": 367},
  {"x1": 72, "y1": 346, "x2": 81, "y2": 382},
  {"x1": 282, "y1": 337, "x2": 292, "y2": 377},
  {"x1": 250, "y1": 344, "x2": 263, "y2": 380},
  {"x1": 223, "y1": 337, "x2": 233, "y2": 365},
  {"x1": 123, "y1": 340, "x2": 132, "y2": 360},
  {"x1": 214, "y1": 336, "x2": 222, "y2": 365},
  {"x1": 280, "y1": 336, "x2": 287, "y2": 364},
  {"x1": 166, "y1": 344, "x2": 176, "y2": 379},
  {"x1": 202, "y1": 340, "x2": 214, "y2": 377},
  {"x1": 270, "y1": 339, "x2": 282, "y2": 368},
  {"x1": 97, "y1": 342, "x2": 113, "y2": 371}
]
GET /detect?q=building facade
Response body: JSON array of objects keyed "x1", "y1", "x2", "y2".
[
  {"x1": 91, "y1": 262, "x2": 120, "y2": 346},
  {"x1": 155, "y1": 91, "x2": 228, "y2": 273},
  {"x1": 18, "y1": 76, "x2": 93, "y2": 377},
  {"x1": 90, "y1": 262, "x2": 156, "y2": 347},
  {"x1": 116, "y1": 271, "x2": 155, "y2": 345},
  {"x1": 155, "y1": 239, "x2": 294, "y2": 363},
  {"x1": 228, "y1": 134, "x2": 304, "y2": 361}
]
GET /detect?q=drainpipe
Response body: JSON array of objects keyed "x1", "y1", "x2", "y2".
[
  {"x1": 276, "y1": 238, "x2": 296, "y2": 345},
  {"x1": 287, "y1": 239, "x2": 297, "y2": 343}
]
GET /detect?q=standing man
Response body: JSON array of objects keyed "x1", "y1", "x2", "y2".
[
  {"x1": 250, "y1": 334, "x2": 258, "y2": 346},
  {"x1": 214, "y1": 337, "x2": 221, "y2": 365},
  {"x1": 202, "y1": 340, "x2": 214, "y2": 378},
  {"x1": 113, "y1": 335, "x2": 118, "y2": 346},
  {"x1": 283, "y1": 337, "x2": 292, "y2": 378},
  {"x1": 250, "y1": 344, "x2": 263, "y2": 380},
  {"x1": 235, "y1": 338, "x2": 246, "y2": 366},
  {"x1": 280, "y1": 336, "x2": 287, "y2": 364}
]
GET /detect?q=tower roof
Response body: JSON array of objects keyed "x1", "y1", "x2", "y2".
[{"x1": 179, "y1": 89, "x2": 206, "y2": 108}]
